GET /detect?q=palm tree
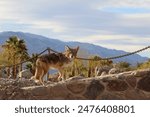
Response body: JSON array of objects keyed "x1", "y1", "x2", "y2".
[
  {"x1": 16, "y1": 39, "x2": 29, "y2": 72},
  {"x1": 2, "y1": 36, "x2": 29, "y2": 78}
]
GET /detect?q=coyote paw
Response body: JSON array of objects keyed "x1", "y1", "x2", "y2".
[
  {"x1": 58, "y1": 77, "x2": 65, "y2": 82},
  {"x1": 34, "y1": 79, "x2": 40, "y2": 83},
  {"x1": 30, "y1": 76, "x2": 35, "y2": 80}
]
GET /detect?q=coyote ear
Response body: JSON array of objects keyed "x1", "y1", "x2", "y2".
[{"x1": 65, "y1": 45, "x2": 70, "y2": 51}]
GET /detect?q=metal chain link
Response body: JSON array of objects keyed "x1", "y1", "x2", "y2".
[
  {"x1": 76, "y1": 46, "x2": 150, "y2": 61},
  {"x1": 0, "y1": 46, "x2": 150, "y2": 69}
]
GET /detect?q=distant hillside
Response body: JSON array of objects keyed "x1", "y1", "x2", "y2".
[{"x1": 0, "y1": 31, "x2": 148, "y2": 65}]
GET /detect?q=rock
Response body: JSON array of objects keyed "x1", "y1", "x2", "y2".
[
  {"x1": 137, "y1": 72, "x2": 150, "y2": 92},
  {"x1": 66, "y1": 76, "x2": 85, "y2": 81},
  {"x1": 132, "y1": 69, "x2": 150, "y2": 77},
  {"x1": 17, "y1": 69, "x2": 33, "y2": 79},
  {"x1": 109, "y1": 68, "x2": 120, "y2": 74},
  {"x1": 106, "y1": 80, "x2": 128, "y2": 91},
  {"x1": 27, "y1": 86, "x2": 48, "y2": 96},
  {"x1": 124, "y1": 89, "x2": 147, "y2": 99},
  {"x1": 67, "y1": 81, "x2": 86, "y2": 94},
  {"x1": 125, "y1": 76, "x2": 137, "y2": 88},
  {"x1": 95, "y1": 66, "x2": 111, "y2": 76},
  {"x1": 101, "y1": 71, "x2": 107, "y2": 76},
  {"x1": 0, "y1": 69, "x2": 150, "y2": 99},
  {"x1": 84, "y1": 80, "x2": 105, "y2": 99},
  {"x1": 0, "y1": 90, "x2": 5, "y2": 99},
  {"x1": 47, "y1": 83, "x2": 70, "y2": 99},
  {"x1": 99, "y1": 92, "x2": 125, "y2": 100}
]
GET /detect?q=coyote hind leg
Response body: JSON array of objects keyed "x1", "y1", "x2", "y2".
[
  {"x1": 39, "y1": 69, "x2": 48, "y2": 86},
  {"x1": 33, "y1": 65, "x2": 44, "y2": 84},
  {"x1": 39, "y1": 69, "x2": 45, "y2": 85}
]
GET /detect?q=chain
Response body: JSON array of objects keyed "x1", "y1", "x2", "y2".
[
  {"x1": 0, "y1": 48, "x2": 48, "y2": 69},
  {"x1": 0, "y1": 46, "x2": 149, "y2": 69},
  {"x1": 76, "y1": 46, "x2": 150, "y2": 61}
]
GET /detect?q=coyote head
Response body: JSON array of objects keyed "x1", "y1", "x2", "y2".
[{"x1": 64, "y1": 46, "x2": 79, "y2": 59}]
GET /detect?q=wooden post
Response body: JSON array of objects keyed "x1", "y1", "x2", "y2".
[
  {"x1": 48, "y1": 48, "x2": 51, "y2": 54},
  {"x1": 47, "y1": 71, "x2": 49, "y2": 81}
]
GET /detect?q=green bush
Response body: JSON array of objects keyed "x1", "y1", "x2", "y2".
[{"x1": 137, "y1": 60, "x2": 150, "y2": 69}]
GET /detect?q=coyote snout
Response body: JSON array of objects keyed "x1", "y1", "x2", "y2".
[{"x1": 31, "y1": 46, "x2": 79, "y2": 85}]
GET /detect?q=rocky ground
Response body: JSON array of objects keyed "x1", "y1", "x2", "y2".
[{"x1": 0, "y1": 68, "x2": 150, "y2": 100}]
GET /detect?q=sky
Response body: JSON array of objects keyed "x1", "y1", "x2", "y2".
[{"x1": 0, "y1": 0, "x2": 150, "y2": 57}]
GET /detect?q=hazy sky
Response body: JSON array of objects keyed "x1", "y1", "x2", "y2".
[{"x1": 0, "y1": 0, "x2": 150, "y2": 57}]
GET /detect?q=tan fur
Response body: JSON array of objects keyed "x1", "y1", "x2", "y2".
[{"x1": 31, "y1": 46, "x2": 79, "y2": 85}]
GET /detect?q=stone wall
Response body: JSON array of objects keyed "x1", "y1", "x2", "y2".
[{"x1": 0, "y1": 69, "x2": 150, "y2": 100}]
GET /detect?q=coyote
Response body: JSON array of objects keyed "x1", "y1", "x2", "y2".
[{"x1": 31, "y1": 46, "x2": 79, "y2": 85}]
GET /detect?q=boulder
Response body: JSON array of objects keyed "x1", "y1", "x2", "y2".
[{"x1": 0, "y1": 69, "x2": 150, "y2": 100}]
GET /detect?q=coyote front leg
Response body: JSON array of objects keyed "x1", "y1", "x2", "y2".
[{"x1": 58, "y1": 69, "x2": 64, "y2": 81}]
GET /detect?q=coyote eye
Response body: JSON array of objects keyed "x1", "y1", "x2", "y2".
[{"x1": 69, "y1": 54, "x2": 74, "y2": 58}]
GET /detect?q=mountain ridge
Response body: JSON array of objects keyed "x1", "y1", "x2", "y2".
[{"x1": 0, "y1": 31, "x2": 148, "y2": 65}]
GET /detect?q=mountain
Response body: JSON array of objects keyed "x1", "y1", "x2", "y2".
[{"x1": 0, "y1": 31, "x2": 148, "y2": 65}]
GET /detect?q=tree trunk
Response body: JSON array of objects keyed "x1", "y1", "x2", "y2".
[
  {"x1": 12, "y1": 55, "x2": 17, "y2": 79},
  {"x1": 19, "y1": 63, "x2": 22, "y2": 73},
  {"x1": 88, "y1": 67, "x2": 91, "y2": 77},
  {"x1": 7, "y1": 67, "x2": 10, "y2": 78}
]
